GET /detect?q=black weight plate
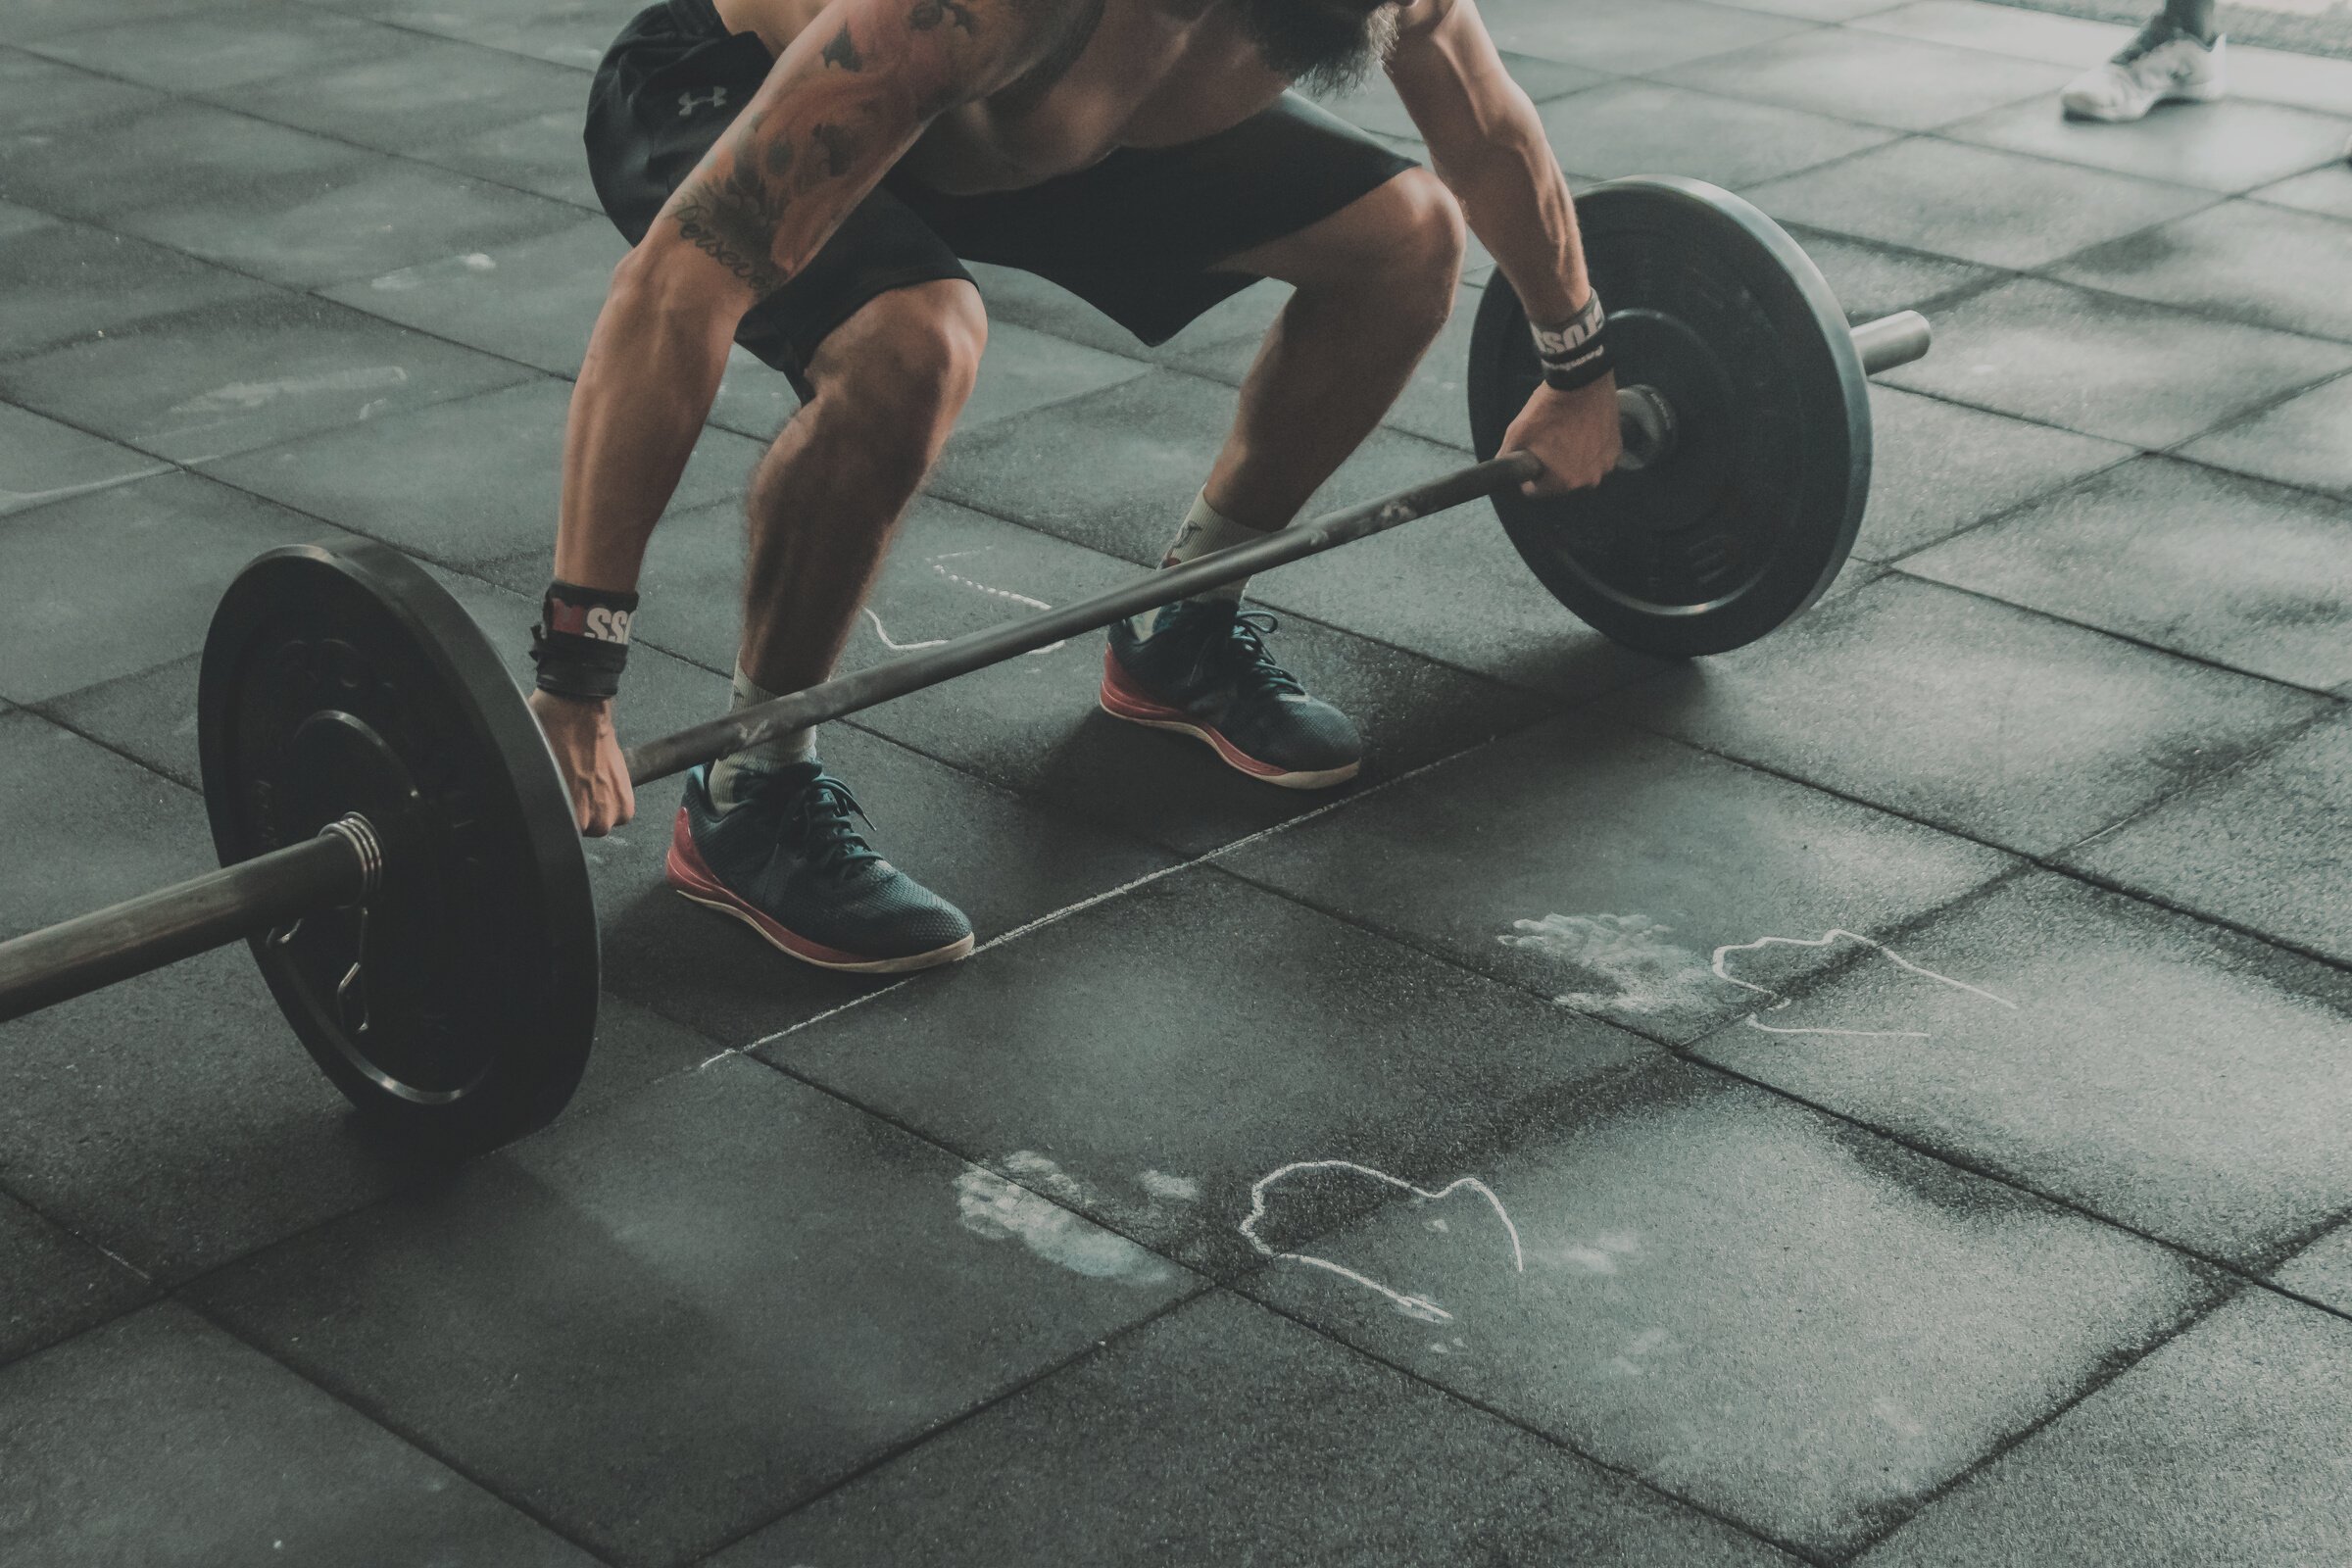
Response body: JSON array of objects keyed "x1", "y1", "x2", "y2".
[
  {"x1": 198, "y1": 541, "x2": 596, "y2": 1150},
  {"x1": 1468, "y1": 176, "x2": 1870, "y2": 657}
]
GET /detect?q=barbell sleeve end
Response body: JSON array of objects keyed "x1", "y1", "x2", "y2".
[{"x1": 1851, "y1": 310, "x2": 1933, "y2": 378}]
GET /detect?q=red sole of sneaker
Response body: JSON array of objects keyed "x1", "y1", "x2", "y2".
[
  {"x1": 1097, "y1": 650, "x2": 1360, "y2": 791},
  {"x1": 663, "y1": 812, "x2": 975, "y2": 975}
]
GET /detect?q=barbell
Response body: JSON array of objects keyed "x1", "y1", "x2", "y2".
[{"x1": 0, "y1": 177, "x2": 1932, "y2": 1151}]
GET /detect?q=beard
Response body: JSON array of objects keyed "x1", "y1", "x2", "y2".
[{"x1": 1236, "y1": 0, "x2": 1401, "y2": 95}]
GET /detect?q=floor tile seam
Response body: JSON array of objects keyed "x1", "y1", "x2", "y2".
[
  {"x1": 175, "y1": 1292, "x2": 639, "y2": 1568},
  {"x1": 678, "y1": 1281, "x2": 1216, "y2": 1564},
  {"x1": 906, "y1": 488, "x2": 1596, "y2": 710},
  {"x1": 2155, "y1": 362, "x2": 2352, "y2": 475},
  {"x1": 1225, "y1": 1284, "x2": 1831, "y2": 1567},
  {"x1": 1869, "y1": 447, "x2": 2144, "y2": 574},
  {"x1": 7, "y1": 2, "x2": 582, "y2": 83},
  {"x1": 1838, "y1": 4, "x2": 2352, "y2": 103},
  {"x1": 1608, "y1": 716, "x2": 2352, "y2": 982},
  {"x1": 1673, "y1": 1044, "x2": 2352, "y2": 1316},
  {"x1": 1632, "y1": 62, "x2": 2072, "y2": 143},
  {"x1": 1831, "y1": 1274, "x2": 2249, "y2": 1562},
  {"x1": 2012, "y1": 246, "x2": 2352, "y2": 351},
  {"x1": 3, "y1": 52, "x2": 605, "y2": 241},
  {"x1": 714, "y1": 728, "x2": 1521, "y2": 1064},
  {"x1": 1908, "y1": 115, "x2": 2352, "y2": 200},
  {"x1": 1880, "y1": 566, "x2": 2352, "y2": 702},
  {"x1": 2045, "y1": 696, "x2": 2348, "y2": 856},
  {"x1": 278, "y1": 4, "x2": 602, "y2": 79}
]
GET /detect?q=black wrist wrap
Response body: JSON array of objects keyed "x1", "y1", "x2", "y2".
[
  {"x1": 530, "y1": 580, "x2": 639, "y2": 702},
  {"x1": 1534, "y1": 292, "x2": 1615, "y2": 393}
]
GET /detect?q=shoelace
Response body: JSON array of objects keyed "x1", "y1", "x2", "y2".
[
  {"x1": 1192, "y1": 610, "x2": 1307, "y2": 700},
  {"x1": 780, "y1": 775, "x2": 884, "y2": 875}
]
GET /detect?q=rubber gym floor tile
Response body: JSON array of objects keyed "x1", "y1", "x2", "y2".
[
  {"x1": 963, "y1": 261, "x2": 1295, "y2": 369},
  {"x1": 0, "y1": 1303, "x2": 602, "y2": 1567},
  {"x1": 1176, "y1": 279, "x2": 1482, "y2": 452},
  {"x1": 1877, "y1": 277, "x2": 2352, "y2": 450},
  {"x1": 409, "y1": 103, "x2": 610, "y2": 212},
  {"x1": 1715, "y1": 0, "x2": 1904, "y2": 19},
  {"x1": 1942, "y1": 95, "x2": 2352, "y2": 196},
  {"x1": 1473, "y1": 0, "x2": 1815, "y2": 74},
  {"x1": 0, "y1": 219, "x2": 278, "y2": 361},
  {"x1": 0, "y1": 291, "x2": 534, "y2": 465},
  {"x1": 1242, "y1": 506, "x2": 1672, "y2": 704},
  {"x1": 310, "y1": 0, "x2": 621, "y2": 73},
  {"x1": 956, "y1": 319, "x2": 1157, "y2": 434},
  {"x1": 0, "y1": 709, "x2": 217, "y2": 941},
  {"x1": 1744, "y1": 137, "x2": 2215, "y2": 271},
  {"x1": 0, "y1": 0, "x2": 274, "y2": 41},
  {"x1": 189, "y1": 1056, "x2": 1199, "y2": 1568},
  {"x1": 1846, "y1": 0, "x2": 2133, "y2": 66},
  {"x1": 22, "y1": 4, "x2": 403, "y2": 94},
  {"x1": 2229, "y1": 43, "x2": 2352, "y2": 117},
  {"x1": 1855, "y1": 385, "x2": 2134, "y2": 562},
  {"x1": 715, "y1": 1291, "x2": 1795, "y2": 1568},
  {"x1": 2064, "y1": 709, "x2": 2352, "y2": 968},
  {"x1": 1905, "y1": 457, "x2": 2352, "y2": 690},
  {"x1": 0, "y1": 1187, "x2": 149, "y2": 1367},
  {"x1": 0, "y1": 198, "x2": 50, "y2": 238},
  {"x1": 1611, "y1": 574, "x2": 2328, "y2": 856},
  {"x1": 2178, "y1": 371, "x2": 2352, "y2": 497},
  {"x1": 1242, "y1": 1056, "x2": 2219, "y2": 1560},
  {"x1": 0, "y1": 938, "x2": 469, "y2": 1284},
  {"x1": 2053, "y1": 201, "x2": 2352, "y2": 343},
  {"x1": 1854, "y1": 1291, "x2": 2352, "y2": 1567},
  {"x1": 322, "y1": 218, "x2": 628, "y2": 377},
  {"x1": 224, "y1": 29, "x2": 589, "y2": 156},
  {"x1": 2275, "y1": 1224, "x2": 2352, "y2": 1316},
  {"x1": 125, "y1": 157, "x2": 591, "y2": 291},
  {"x1": 0, "y1": 98, "x2": 367, "y2": 226},
  {"x1": 0, "y1": 470, "x2": 361, "y2": 705},
  {"x1": 1694, "y1": 871, "x2": 2352, "y2": 1267},
  {"x1": 927, "y1": 368, "x2": 1473, "y2": 567},
  {"x1": 1223, "y1": 718, "x2": 2012, "y2": 1043},
  {"x1": 204, "y1": 379, "x2": 762, "y2": 570},
  {"x1": 705, "y1": 343, "x2": 808, "y2": 442},
  {"x1": 2252, "y1": 162, "x2": 2352, "y2": 222},
  {"x1": 1658, "y1": 29, "x2": 2074, "y2": 132},
  {"x1": 0, "y1": 41, "x2": 166, "y2": 132},
  {"x1": 0, "y1": 400, "x2": 172, "y2": 517},
  {"x1": 1538, "y1": 81, "x2": 1902, "y2": 188},
  {"x1": 1781, "y1": 225, "x2": 2007, "y2": 322},
  {"x1": 762, "y1": 867, "x2": 1648, "y2": 1277}
]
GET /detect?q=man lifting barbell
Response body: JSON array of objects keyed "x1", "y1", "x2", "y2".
[{"x1": 534, "y1": 0, "x2": 1624, "y2": 975}]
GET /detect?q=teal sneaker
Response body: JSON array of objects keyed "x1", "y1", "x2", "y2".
[
  {"x1": 664, "y1": 760, "x2": 974, "y2": 973},
  {"x1": 1100, "y1": 601, "x2": 1361, "y2": 789}
]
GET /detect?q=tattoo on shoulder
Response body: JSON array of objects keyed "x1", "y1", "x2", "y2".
[
  {"x1": 908, "y1": 0, "x2": 978, "y2": 33},
  {"x1": 820, "y1": 22, "x2": 863, "y2": 71}
]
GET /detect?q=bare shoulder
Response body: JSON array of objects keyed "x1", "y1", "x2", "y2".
[{"x1": 1391, "y1": 0, "x2": 1473, "y2": 43}]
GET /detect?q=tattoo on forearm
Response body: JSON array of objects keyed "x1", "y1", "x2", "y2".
[
  {"x1": 820, "y1": 22, "x2": 863, "y2": 71},
  {"x1": 811, "y1": 122, "x2": 860, "y2": 176},
  {"x1": 908, "y1": 0, "x2": 978, "y2": 33}
]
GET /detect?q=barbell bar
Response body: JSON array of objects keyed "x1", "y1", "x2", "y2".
[{"x1": 0, "y1": 176, "x2": 1933, "y2": 1151}]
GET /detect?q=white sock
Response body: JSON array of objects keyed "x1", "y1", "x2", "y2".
[
  {"x1": 1161, "y1": 490, "x2": 1274, "y2": 606},
  {"x1": 708, "y1": 662, "x2": 816, "y2": 811}
]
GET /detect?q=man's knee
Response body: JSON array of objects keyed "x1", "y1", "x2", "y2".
[
  {"x1": 1330, "y1": 169, "x2": 1464, "y2": 328},
  {"x1": 814, "y1": 280, "x2": 988, "y2": 434}
]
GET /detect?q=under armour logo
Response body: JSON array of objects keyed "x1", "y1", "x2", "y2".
[{"x1": 677, "y1": 87, "x2": 728, "y2": 117}]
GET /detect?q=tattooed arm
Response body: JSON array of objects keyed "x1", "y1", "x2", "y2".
[{"x1": 554, "y1": 0, "x2": 1070, "y2": 596}]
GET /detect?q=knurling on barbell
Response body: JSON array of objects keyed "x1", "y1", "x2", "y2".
[{"x1": 0, "y1": 177, "x2": 1930, "y2": 1152}]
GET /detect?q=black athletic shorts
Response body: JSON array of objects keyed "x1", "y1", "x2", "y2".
[{"x1": 585, "y1": 0, "x2": 1416, "y2": 397}]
